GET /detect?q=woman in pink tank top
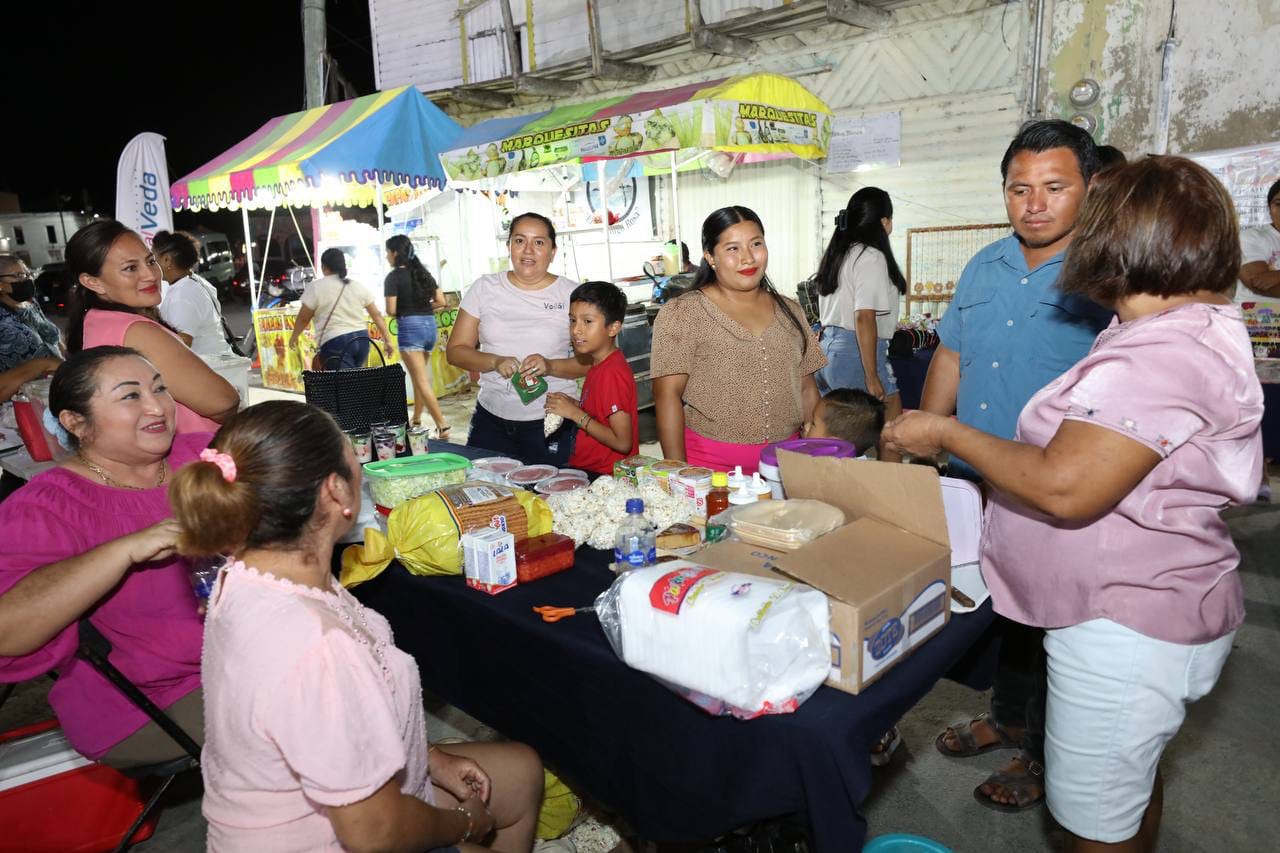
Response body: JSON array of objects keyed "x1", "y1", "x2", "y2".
[{"x1": 66, "y1": 221, "x2": 240, "y2": 433}]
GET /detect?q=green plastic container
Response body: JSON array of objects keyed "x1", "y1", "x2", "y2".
[
  {"x1": 363, "y1": 452, "x2": 471, "y2": 508},
  {"x1": 512, "y1": 371, "x2": 548, "y2": 404}
]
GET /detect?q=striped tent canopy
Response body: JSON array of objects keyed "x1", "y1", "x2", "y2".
[
  {"x1": 171, "y1": 87, "x2": 463, "y2": 212},
  {"x1": 440, "y1": 72, "x2": 833, "y2": 185}
]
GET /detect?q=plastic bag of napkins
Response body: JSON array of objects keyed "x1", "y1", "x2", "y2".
[{"x1": 595, "y1": 562, "x2": 830, "y2": 718}]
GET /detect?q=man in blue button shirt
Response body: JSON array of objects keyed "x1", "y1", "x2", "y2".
[{"x1": 922, "y1": 121, "x2": 1112, "y2": 813}]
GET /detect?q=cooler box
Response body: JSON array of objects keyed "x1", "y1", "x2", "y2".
[
  {"x1": 201, "y1": 353, "x2": 252, "y2": 408},
  {"x1": 0, "y1": 721, "x2": 161, "y2": 852}
]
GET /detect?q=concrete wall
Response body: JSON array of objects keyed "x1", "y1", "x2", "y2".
[{"x1": 1041, "y1": 0, "x2": 1280, "y2": 157}]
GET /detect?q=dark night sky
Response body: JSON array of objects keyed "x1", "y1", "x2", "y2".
[{"x1": 4, "y1": 0, "x2": 376, "y2": 232}]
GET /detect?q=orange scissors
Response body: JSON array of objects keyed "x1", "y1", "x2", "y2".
[{"x1": 533, "y1": 605, "x2": 594, "y2": 623}]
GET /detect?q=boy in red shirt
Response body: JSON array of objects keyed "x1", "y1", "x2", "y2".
[{"x1": 545, "y1": 281, "x2": 638, "y2": 474}]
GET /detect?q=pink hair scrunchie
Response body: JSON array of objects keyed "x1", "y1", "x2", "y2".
[{"x1": 199, "y1": 448, "x2": 238, "y2": 483}]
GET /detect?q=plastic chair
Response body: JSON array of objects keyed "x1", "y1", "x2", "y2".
[
  {"x1": 863, "y1": 833, "x2": 954, "y2": 853},
  {"x1": 74, "y1": 619, "x2": 202, "y2": 852}
]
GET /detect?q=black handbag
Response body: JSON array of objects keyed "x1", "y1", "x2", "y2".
[{"x1": 302, "y1": 340, "x2": 408, "y2": 432}]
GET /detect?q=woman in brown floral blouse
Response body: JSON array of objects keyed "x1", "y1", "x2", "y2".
[{"x1": 651, "y1": 206, "x2": 825, "y2": 474}]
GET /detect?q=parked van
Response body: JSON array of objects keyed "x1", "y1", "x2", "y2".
[{"x1": 188, "y1": 227, "x2": 237, "y2": 301}]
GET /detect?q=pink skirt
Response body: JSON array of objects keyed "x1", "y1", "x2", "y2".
[{"x1": 683, "y1": 428, "x2": 796, "y2": 476}]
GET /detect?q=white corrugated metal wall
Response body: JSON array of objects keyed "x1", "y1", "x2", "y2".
[
  {"x1": 370, "y1": 0, "x2": 1027, "y2": 298},
  {"x1": 813, "y1": 1, "x2": 1024, "y2": 265},
  {"x1": 371, "y1": 0, "x2": 460, "y2": 90},
  {"x1": 658, "y1": 1, "x2": 1025, "y2": 296},
  {"x1": 669, "y1": 159, "x2": 823, "y2": 296}
]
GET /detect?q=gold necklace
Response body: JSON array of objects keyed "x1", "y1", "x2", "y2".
[{"x1": 79, "y1": 454, "x2": 167, "y2": 490}]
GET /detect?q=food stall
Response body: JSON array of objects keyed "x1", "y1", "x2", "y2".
[
  {"x1": 438, "y1": 71, "x2": 834, "y2": 290},
  {"x1": 169, "y1": 86, "x2": 470, "y2": 397},
  {"x1": 434, "y1": 72, "x2": 835, "y2": 408}
]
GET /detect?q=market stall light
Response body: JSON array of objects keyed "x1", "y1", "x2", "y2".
[
  {"x1": 1069, "y1": 79, "x2": 1100, "y2": 107},
  {"x1": 1069, "y1": 113, "x2": 1097, "y2": 134}
]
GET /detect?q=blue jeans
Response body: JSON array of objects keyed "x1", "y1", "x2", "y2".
[
  {"x1": 465, "y1": 402, "x2": 572, "y2": 466},
  {"x1": 318, "y1": 330, "x2": 370, "y2": 371},
  {"x1": 815, "y1": 326, "x2": 898, "y2": 397},
  {"x1": 396, "y1": 314, "x2": 438, "y2": 353}
]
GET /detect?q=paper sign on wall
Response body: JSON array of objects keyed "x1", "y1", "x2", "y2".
[
  {"x1": 826, "y1": 112, "x2": 902, "y2": 174},
  {"x1": 1187, "y1": 142, "x2": 1280, "y2": 227}
]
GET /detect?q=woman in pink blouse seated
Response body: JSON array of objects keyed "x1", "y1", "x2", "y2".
[
  {"x1": 66, "y1": 220, "x2": 240, "y2": 433},
  {"x1": 0, "y1": 346, "x2": 207, "y2": 766},
  {"x1": 885, "y1": 156, "x2": 1263, "y2": 853},
  {"x1": 170, "y1": 400, "x2": 543, "y2": 852}
]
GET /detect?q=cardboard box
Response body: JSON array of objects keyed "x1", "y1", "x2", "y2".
[
  {"x1": 696, "y1": 450, "x2": 958, "y2": 694},
  {"x1": 462, "y1": 528, "x2": 517, "y2": 595}
]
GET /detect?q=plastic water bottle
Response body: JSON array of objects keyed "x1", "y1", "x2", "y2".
[
  {"x1": 613, "y1": 498, "x2": 656, "y2": 571},
  {"x1": 190, "y1": 557, "x2": 221, "y2": 610}
]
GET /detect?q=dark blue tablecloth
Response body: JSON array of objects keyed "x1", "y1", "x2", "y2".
[{"x1": 354, "y1": 440, "x2": 996, "y2": 852}]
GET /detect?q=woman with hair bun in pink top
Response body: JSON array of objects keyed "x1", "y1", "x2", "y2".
[{"x1": 171, "y1": 399, "x2": 543, "y2": 852}]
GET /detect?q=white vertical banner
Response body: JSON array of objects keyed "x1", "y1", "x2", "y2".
[{"x1": 115, "y1": 132, "x2": 174, "y2": 246}]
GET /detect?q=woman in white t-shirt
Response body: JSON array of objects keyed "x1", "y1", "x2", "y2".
[
  {"x1": 814, "y1": 187, "x2": 907, "y2": 461},
  {"x1": 1237, "y1": 178, "x2": 1280, "y2": 302},
  {"x1": 446, "y1": 213, "x2": 588, "y2": 464},
  {"x1": 289, "y1": 249, "x2": 394, "y2": 371},
  {"x1": 155, "y1": 231, "x2": 234, "y2": 357}
]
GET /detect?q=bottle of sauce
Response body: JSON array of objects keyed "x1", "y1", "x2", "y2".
[
  {"x1": 706, "y1": 471, "x2": 731, "y2": 520},
  {"x1": 749, "y1": 471, "x2": 773, "y2": 501}
]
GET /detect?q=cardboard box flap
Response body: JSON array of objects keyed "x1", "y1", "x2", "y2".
[
  {"x1": 772, "y1": 518, "x2": 949, "y2": 604},
  {"x1": 940, "y1": 477, "x2": 984, "y2": 566},
  {"x1": 778, "y1": 451, "x2": 950, "y2": 549}
]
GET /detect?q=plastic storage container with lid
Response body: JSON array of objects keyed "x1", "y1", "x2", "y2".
[
  {"x1": 506, "y1": 464, "x2": 559, "y2": 490},
  {"x1": 727, "y1": 498, "x2": 846, "y2": 550},
  {"x1": 469, "y1": 456, "x2": 523, "y2": 486},
  {"x1": 758, "y1": 438, "x2": 858, "y2": 499},
  {"x1": 515, "y1": 533, "x2": 576, "y2": 582},
  {"x1": 472, "y1": 456, "x2": 523, "y2": 475},
  {"x1": 534, "y1": 475, "x2": 589, "y2": 496},
  {"x1": 613, "y1": 454, "x2": 659, "y2": 485},
  {"x1": 672, "y1": 466, "x2": 714, "y2": 517},
  {"x1": 641, "y1": 460, "x2": 686, "y2": 493},
  {"x1": 363, "y1": 452, "x2": 471, "y2": 509}
]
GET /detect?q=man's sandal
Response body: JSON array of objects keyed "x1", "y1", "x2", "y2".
[
  {"x1": 973, "y1": 752, "x2": 1045, "y2": 812},
  {"x1": 934, "y1": 713, "x2": 1021, "y2": 758}
]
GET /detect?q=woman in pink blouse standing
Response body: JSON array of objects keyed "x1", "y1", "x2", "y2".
[
  {"x1": 884, "y1": 156, "x2": 1263, "y2": 853},
  {"x1": 170, "y1": 400, "x2": 543, "y2": 852},
  {"x1": 66, "y1": 220, "x2": 240, "y2": 433}
]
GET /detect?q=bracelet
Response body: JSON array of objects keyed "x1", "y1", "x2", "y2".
[
  {"x1": 455, "y1": 804, "x2": 474, "y2": 844},
  {"x1": 579, "y1": 413, "x2": 591, "y2": 429}
]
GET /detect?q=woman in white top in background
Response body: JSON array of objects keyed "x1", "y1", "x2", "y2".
[
  {"x1": 289, "y1": 249, "x2": 395, "y2": 371},
  {"x1": 155, "y1": 231, "x2": 234, "y2": 357},
  {"x1": 446, "y1": 213, "x2": 588, "y2": 464},
  {"x1": 814, "y1": 187, "x2": 907, "y2": 461}
]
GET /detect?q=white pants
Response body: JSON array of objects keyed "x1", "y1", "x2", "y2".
[{"x1": 1044, "y1": 618, "x2": 1235, "y2": 843}]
